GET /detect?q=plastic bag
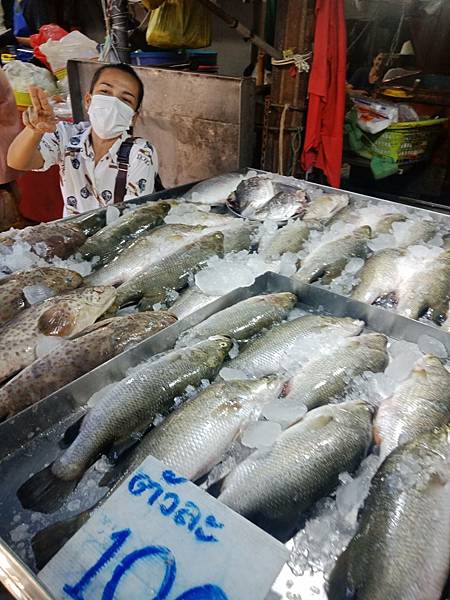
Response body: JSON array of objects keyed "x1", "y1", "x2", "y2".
[
  {"x1": 40, "y1": 30, "x2": 99, "y2": 73},
  {"x1": 30, "y1": 24, "x2": 68, "y2": 68},
  {"x1": 352, "y1": 97, "x2": 398, "y2": 134},
  {"x1": 3, "y1": 60, "x2": 57, "y2": 95},
  {"x1": 143, "y1": 0, "x2": 211, "y2": 49}
]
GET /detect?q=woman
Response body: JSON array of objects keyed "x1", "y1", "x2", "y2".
[{"x1": 347, "y1": 52, "x2": 387, "y2": 96}]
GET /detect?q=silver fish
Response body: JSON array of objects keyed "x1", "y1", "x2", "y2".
[
  {"x1": 374, "y1": 354, "x2": 450, "y2": 459},
  {"x1": 302, "y1": 193, "x2": 349, "y2": 227},
  {"x1": 396, "y1": 249, "x2": 450, "y2": 320},
  {"x1": 252, "y1": 190, "x2": 308, "y2": 221},
  {"x1": 218, "y1": 401, "x2": 372, "y2": 538},
  {"x1": 0, "y1": 286, "x2": 116, "y2": 383},
  {"x1": 80, "y1": 201, "x2": 170, "y2": 266},
  {"x1": 351, "y1": 248, "x2": 404, "y2": 304},
  {"x1": 86, "y1": 224, "x2": 208, "y2": 287},
  {"x1": 169, "y1": 287, "x2": 219, "y2": 320},
  {"x1": 116, "y1": 232, "x2": 224, "y2": 307},
  {"x1": 177, "y1": 292, "x2": 297, "y2": 347},
  {"x1": 235, "y1": 177, "x2": 276, "y2": 216},
  {"x1": 258, "y1": 220, "x2": 310, "y2": 260},
  {"x1": 328, "y1": 427, "x2": 450, "y2": 600},
  {"x1": 284, "y1": 333, "x2": 388, "y2": 410},
  {"x1": 183, "y1": 172, "x2": 246, "y2": 206},
  {"x1": 17, "y1": 336, "x2": 232, "y2": 514},
  {"x1": 396, "y1": 218, "x2": 437, "y2": 248},
  {"x1": 296, "y1": 226, "x2": 371, "y2": 284},
  {"x1": 125, "y1": 377, "x2": 282, "y2": 481},
  {"x1": 228, "y1": 315, "x2": 364, "y2": 377}
]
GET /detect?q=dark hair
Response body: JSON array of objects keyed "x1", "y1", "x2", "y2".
[{"x1": 89, "y1": 63, "x2": 144, "y2": 110}]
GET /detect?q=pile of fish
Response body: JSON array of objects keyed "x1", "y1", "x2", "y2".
[
  {"x1": 4, "y1": 285, "x2": 447, "y2": 600},
  {"x1": 0, "y1": 171, "x2": 449, "y2": 599}
]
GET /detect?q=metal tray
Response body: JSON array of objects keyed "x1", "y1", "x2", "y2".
[{"x1": 1, "y1": 272, "x2": 450, "y2": 599}]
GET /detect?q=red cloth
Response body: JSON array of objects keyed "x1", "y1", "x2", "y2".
[
  {"x1": 17, "y1": 166, "x2": 64, "y2": 223},
  {"x1": 301, "y1": 0, "x2": 347, "y2": 188}
]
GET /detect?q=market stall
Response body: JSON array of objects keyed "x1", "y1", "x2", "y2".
[{"x1": 0, "y1": 170, "x2": 449, "y2": 599}]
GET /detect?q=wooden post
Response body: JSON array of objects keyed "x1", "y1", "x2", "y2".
[{"x1": 261, "y1": 0, "x2": 315, "y2": 176}]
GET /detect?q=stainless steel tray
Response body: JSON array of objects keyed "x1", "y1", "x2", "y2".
[{"x1": 1, "y1": 272, "x2": 450, "y2": 599}]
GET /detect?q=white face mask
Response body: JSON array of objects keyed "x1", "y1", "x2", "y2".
[{"x1": 88, "y1": 94, "x2": 135, "y2": 140}]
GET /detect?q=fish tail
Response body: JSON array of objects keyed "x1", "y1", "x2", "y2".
[
  {"x1": 32, "y1": 510, "x2": 90, "y2": 570},
  {"x1": 17, "y1": 465, "x2": 78, "y2": 514}
]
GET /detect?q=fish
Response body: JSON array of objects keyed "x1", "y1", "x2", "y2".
[
  {"x1": 183, "y1": 172, "x2": 246, "y2": 206},
  {"x1": 284, "y1": 333, "x2": 388, "y2": 411},
  {"x1": 30, "y1": 376, "x2": 280, "y2": 569},
  {"x1": 65, "y1": 210, "x2": 107, "y2": 237},
  {"x1": 374, "y1": 354, "x2": 450, "y2": 459},
  {"x1": 396, "y1": 248, "x2": 450, "y2": 320},
  {"x1": 302, "y1": 193, "x2": 349, "y2": 227},
  {"x1": 258, "y1": 220, "x2": 311, "y2": 260},
  {"x1": 328, "y1": 427, "x2": 450, "y2": 600},
  {"x1": 351, "y1": 248, "x2": 404, "y2": 304},
  {"x1": 217, "y1": 401, "x2": 372, "y2": 539},
  {"x1": 0, "y1": 222, "x2": 86, "y2": 259},
  {"x1": 372, "y1": 212, "x2": 407, "y2": 235},
  {"x1": 0, "y1": 286, "x2": 116, "y2": 383},
  {"x1": 86, "y1": 224, "x2": 208, "y2": 287},
  {"x1": 227, "y1": 315, "x2": 364, "y2": 378},
  {"x1": 116, "y1": 377, "x2": 283, "y2": 483},
  {"x1": 252, "y1": 190, "x2": 308, "y2": 221},
  {"x1": 80, "y1": 202, "x2": 170, "y2": 266},
  {"x1": 396, "y1": 218, "x2": 437, "y2": 248},
  {"x1": 177, "y1": 292, "x2": 297, "y2": 347},
  {"x1": 168, "y1": 287, "x2": 219, "y2": 320},
  {"x1": 211, "y1": 220, "x2": 259, "y2": 254},
  {"x1": 295, "y1": 226, "x2": 371, "y2": 284},
  {"x1": 0, "y1": 267, "x2": 83, "y2": 325},
  {"x1": 0, "y1": 312, "x2": 177, "y2": 421},
  {"x1": 443, "y1": 234, "x2": 450, "y2": 250},
  {"x1": 17, "y1": 336, "x2": 232, "y2": 513},
  {"x1": 234, "y1": 176, "x2": 276, "y2": 216},
  {"x1": 116, "y1": 232, "x2": 224, "y2": 307}
]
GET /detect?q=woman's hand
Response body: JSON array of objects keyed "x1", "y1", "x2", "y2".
[{"x1": 23, "y1": 86, "x2": 57, "y2": 133}]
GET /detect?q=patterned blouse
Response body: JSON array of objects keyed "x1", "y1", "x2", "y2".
[{"x1": 36, "y1": 121, "x2": 159, "y2": 217}]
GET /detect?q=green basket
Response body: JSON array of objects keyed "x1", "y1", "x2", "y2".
[{"x1": 346, "y1": 110, "x2": 447, "y2": 163}]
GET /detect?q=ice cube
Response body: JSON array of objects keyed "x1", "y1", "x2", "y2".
[
  {"x1": 241, "y1": 420, "x2": 282, "y2": 449},
  {"x1": 262, "y1": 400, "x2": 307, "y2": 428},
  {"x1": 153, "y1": 413, "x2": 165, "y2": 426},
  {"x1": 417, "y1": 334, "x2": 448, "y2": 359},
  {"x1": 106, "y1": 205, "x2": 121, "y2": 225},
  {"x1": 384, "y1": 347, "x2": 422, "y2": 382},
  {"x1": 195, "y1": 262, "x2": 255, "y2": 296},
  {"x1": 368, "y1": 233, "x2": 396, "y2": 252},
  {"x1": 35, "y1": 334, "x2": 66, "y2": 358},
  {"x1": 219, "y1": 367, "x2": 249, "y2": 381},
  {"x1": 228, "y1": 341, "x2": 240, "y2": 359},
  {"x1": 344, "y1": 257, "x2": 365, "y2": 274},
  {"x1": 278, "y1": 252, "x2": 299, "y2": 277}
]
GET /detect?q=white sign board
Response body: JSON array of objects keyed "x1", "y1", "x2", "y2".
[{"x1": 39, "y1": 456, "x2": 289, "y2": 600}]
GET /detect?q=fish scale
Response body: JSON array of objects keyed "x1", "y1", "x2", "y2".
[
  {"x1": 351, "y1": 248, "x2": 404, "y2": 304},
  {"x1": 374, "y1": 354, "x2": 450, "y2": 458},
  {"x1": 51, "y1": 336, "x2": 232, "y2": 481},
  {"x1": 116, "y1": 232, "x2": 224, "y2": 306},
  {"x1": 328, "y1": 428, "x2": 450, "y2": 600},
  {"x1": 295, "y1": 226, "x2": 371, "y2": 284},
  {"x1": 125, "y1": 378, "x2": 282, "y2": 481},
  {"x1": 228, "y1": 315, "x2": 364, "y2": 377},
  {"x1": 0, "y1": 312, "x2": 177, "y2": 421},
  {"x1": 177, "y1": 292, "x2": 297, "y2": 346},
  {"x1": 218, "y1": 402, "x2": 372, "y2": 538},
  {"x1": 258, "y1": 220, "x2": 310, "y2": 260},
  {"x1": 284, "y1": 333, "x2": 388, "y2": 410}
]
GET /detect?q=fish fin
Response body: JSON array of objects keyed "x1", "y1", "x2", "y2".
[
  {"x1": 32, "y1": 510, "x2": 90, "y2": 570},
  {"x1": 17, "y1": 465, "x2": 78, "y2": 514},
  {"x1": 38, "y1": 306, "x2": 77, "y2": 337},
  {"x1": 60, "y1": 417, "x2": 84, "y2": 448}
]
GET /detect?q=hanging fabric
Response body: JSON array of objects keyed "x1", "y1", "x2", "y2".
[{"x1": 301, "y1": 0, "x2": 347, "y2": 188}]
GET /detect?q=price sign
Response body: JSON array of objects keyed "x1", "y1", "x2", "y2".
[{"x1": 39, "y1": 456, "x2": 289, "y2": 600}]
